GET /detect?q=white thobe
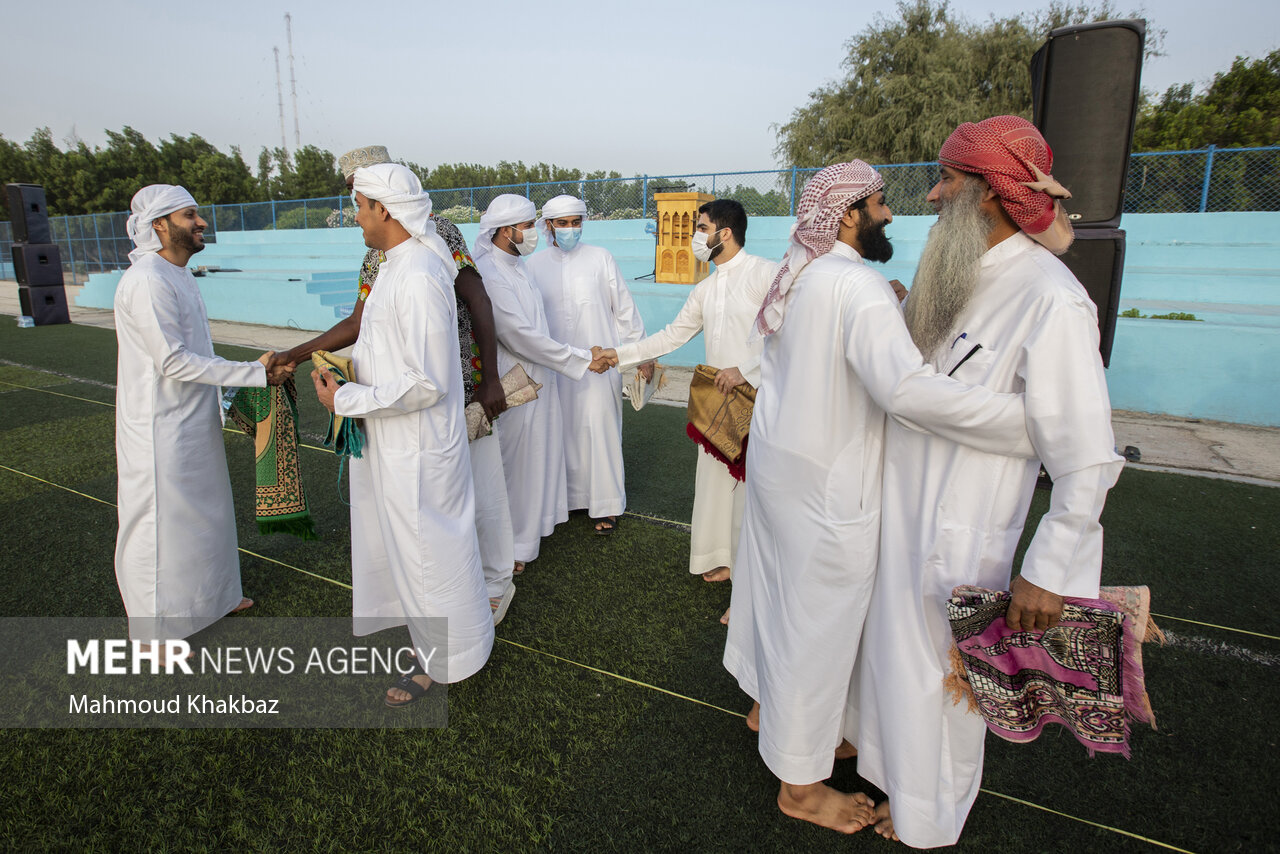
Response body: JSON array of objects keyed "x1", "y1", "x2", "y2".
[
  {"x1": 722, "y1": 241, "x2": 1033, "y2": 787},
  {"x1": 337, "y1": 238, "x2": 494, "y2": 684},
  {"x1": 476, "y1": 249, "x2": 592, "y2": 563},
  {"x1": 847, "y1": 233, "x2": 1124, "y2": 848},
  {"x1": 614, "y1": 250, "x2": 777, "y2": 574},
  {"x1": 525, "y1": 243, "x2": 645, "y2": 518},
  {"x1": 113, "y1": 252, "x2": 266, "y2": 641},
  {"x1": 470, "y1": 432, "x2": 514, "y2": 599}
]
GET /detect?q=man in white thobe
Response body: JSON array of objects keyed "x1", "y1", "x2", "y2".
[
  {"x1": 114, "y1": 184, "x2": 285, "y2": 642},
  {"x1": 722, "y1": 161, "x2": 1034, "y2": 834},
  {"x1": 846, "y1": 117, "x2": 1125, "y2": 846},
  {"x1": 596, "y1": 199, "x2": 776, "y2": 591},
  {"x1": 472, "y1": 195, "x2": 599, "y2": 572},
  {"x1": 524, "y1": 195, "x2": 646, "y2": 533},
  {"x1": 312, "y1": 164, "x2": 493, "y2": 704}
]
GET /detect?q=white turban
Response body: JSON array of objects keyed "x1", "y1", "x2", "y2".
[
  {"x1": 126, "y1": 184, "x2": 199, "y2": 263},
  {"x1": 474, "y1": 194, "x2": 537, "y2": 261},
  {"x1": 352, "y1": 163, "x2": 456, "y2": 272},
  {"x1": 535, "y1": 194, "x2": 588, "y2": 237}
]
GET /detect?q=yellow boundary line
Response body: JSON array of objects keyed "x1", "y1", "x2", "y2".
[
  {"x1": 0, "y1": 457, "x2": 1203, "y2": 851},
  {"x1": 978, "y1": 790, "x2": 1195, "y2": 852},
  {"x1": 0, "y1": 463, "x2": 351, "y2": 591},
  {"x1": 1149, "y1": 613, "x2": 1279, "y2": 641},
  {"x1": 8, "y1": 373, "x2": 1272, "y2": 645}
]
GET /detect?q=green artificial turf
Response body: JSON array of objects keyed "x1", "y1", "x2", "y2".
[{"x1": 1, "y1": 319, "x2": 1277, "y2": 852}]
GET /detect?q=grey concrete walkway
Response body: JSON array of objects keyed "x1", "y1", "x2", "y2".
[{"x1": 4, "y1": 280, "x2": 1277, "y2": 486}]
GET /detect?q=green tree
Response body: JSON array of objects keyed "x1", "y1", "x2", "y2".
[
  {"x1": 774, "y1": 0, "x2": 1154, "y2": 167},
  {"x1": 1133, "y1": 50, "x2": 1280, "y2": 150}
]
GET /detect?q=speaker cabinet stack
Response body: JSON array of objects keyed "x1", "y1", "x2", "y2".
[
  {"x1": 1030, "y1": 20, "x2": 1145, "y2": 366},
  {"x1": 7, "y1": 183, "x2": 70, "y2": 325}
]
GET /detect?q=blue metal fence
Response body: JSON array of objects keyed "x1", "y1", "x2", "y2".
[{"x1": 4, "y1": 146, "x2": 1276, "y2": 283}]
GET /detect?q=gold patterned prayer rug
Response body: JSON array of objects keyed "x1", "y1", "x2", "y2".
[{"x1": 228, "y1": 379, "x2": 317, "y2": 540}]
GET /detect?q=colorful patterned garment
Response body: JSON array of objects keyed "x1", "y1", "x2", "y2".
[
  {"x1": 228, "y1": 380, "x2": 316, "y2": 540},
  {"x1": 355, "y1": 215, "x2": 483, "y2": 405},
  {"x1": 944, "y1": 585, "x2": 1157, "y2": 757}
]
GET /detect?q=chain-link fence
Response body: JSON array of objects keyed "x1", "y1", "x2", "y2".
[{"x1": 6, "y1": 146, "x2": 1276, "y2": 283}]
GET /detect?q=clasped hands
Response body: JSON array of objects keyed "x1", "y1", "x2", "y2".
[
  {"x1": 588, "y1": 346, "x2": 654, "y2": 381},
  {"x1": 256, "y1": 351, "x2": 297, "y2": 386}
]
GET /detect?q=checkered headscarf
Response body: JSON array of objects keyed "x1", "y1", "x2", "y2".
[{"x1": 755, "y1": 160, "x2": 884, "y2": 336}]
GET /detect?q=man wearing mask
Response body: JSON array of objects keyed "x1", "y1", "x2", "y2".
[
  {"x1": 524, "y1": 195, "x2": 647, "y2": 535},
  {"x1": 473, "y1": 195, "x2": 603, "y2": 574},
  {"x1": 593, "y1": 200, "x2": 776, "y2": 618}
]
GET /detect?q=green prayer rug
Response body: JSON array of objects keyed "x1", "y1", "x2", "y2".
[{"x1": 228, "y1": 380, "x2": 317, "y2": 540}]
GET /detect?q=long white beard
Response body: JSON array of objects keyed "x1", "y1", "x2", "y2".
[{"x1": 904, "y1": 180, "x2": 992, "y2": 361}]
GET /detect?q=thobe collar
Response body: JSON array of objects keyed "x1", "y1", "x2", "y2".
[
  {"x1": 384, "y1": 238, "x2": 415, "y2": 264},
  {"x1": 980, "y1": 231, "x2": 1036, "y2": 270},
  {"x1": 491, "y1": 246, "x2": 521, "y2": 269},
  {"x1": 711, "y1": 248, "x2": 747, "y2": 273},
  {"x1": 828, "y1": 241, "x2": 866, "y2": 264},
  {"x1": 547, "y1": 242, "x2": 583, "y2": 259}
]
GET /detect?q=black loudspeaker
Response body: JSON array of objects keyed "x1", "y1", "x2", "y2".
[
  {"x1": 6, "y1": 183, "x2": 52, "y2": 244},
  {"x1": 17, "y1": 285, "x2": 71, "y2": 326},
  {"x1": 12, "y1": 243, "x2": 63, "y2": 286},
  {"x1": 1030, "y1": 20, "x2": 1145, "y2": 229},
  {"x1": 1058, "y1": 229, "x2": 1124, "y2": 367}
]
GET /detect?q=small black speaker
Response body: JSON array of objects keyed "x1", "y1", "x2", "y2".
[
  {"x1": 1058, "y1": 229, "x2": 1125, "y2": 367},
  {"x1": 11, "y1": 243, "x2": 63, "y2": 286},
  {"x1": 1031, "y1": 20, "x2": 1145, "y2": 229},
  {"x1": 6, "y1": 183, "x2": 52, "y2": 244},
  {"x1": 17, "y1": 285, "x2": 71, "y2": 326}
]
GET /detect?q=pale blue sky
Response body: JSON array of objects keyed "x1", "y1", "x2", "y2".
[{"x1": 2, "y1": 0, "x2": 1275, "y2": 177}]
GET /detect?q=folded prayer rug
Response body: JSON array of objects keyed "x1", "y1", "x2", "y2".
[
  {"x1": 228, "y1": 379, "x2": 317, "y2": 540},
  {"x1": 944, "y1": 585, "x2": 1157, "y2": 757},
  {"x1": 310, "y1": 351, "x2": 364, "y2": 459}
]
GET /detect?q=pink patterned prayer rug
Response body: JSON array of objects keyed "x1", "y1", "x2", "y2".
[{"x1": 944, "y1": 586, "x2": 1157, "y2": 757}]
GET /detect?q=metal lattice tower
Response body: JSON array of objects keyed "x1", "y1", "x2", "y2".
[
  {"x1": 286, "y1": 13, "x2": 300, "y2": 149},
  {"x1": 273, "y1": 46, "x2": 288, "y2": 158}
]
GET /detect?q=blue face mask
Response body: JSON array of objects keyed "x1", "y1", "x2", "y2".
[{"x1": 554, "y1": 227, "x2": 582, "y2": 252}]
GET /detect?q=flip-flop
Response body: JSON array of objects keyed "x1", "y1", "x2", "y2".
[
  {"x1": 593, "y1": 516, "x2": 619, "y2": 536},
  {"x1": 490, "y1": 581, "x2": 516, "y2": 626},
  {"x1": 385, "y1": 657, "x2": 430, "y2": 708}
]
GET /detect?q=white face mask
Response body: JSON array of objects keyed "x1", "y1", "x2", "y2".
[
  {"x1": 513, "y1": 226, "x2": 539, "y2": 256},
  {"x1": 690, "y1": 229, "x2": 723, "y2": 263}
]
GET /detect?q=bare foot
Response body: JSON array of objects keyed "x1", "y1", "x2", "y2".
[
  {"x1": 873, "y1": 800, "x2": 899, "y2": 840},
  {"x1": 719, "y1": 606, "x2": 731, "y2": 625},
  {"x1": 746, "y1": 701, "x2": 760, "y2": 732},
  {"x1": 777, "y1": 782, "x2": 875, "y2": 834},
  {"x1": 230, "y1": 597, "x2": 253, "y2": 614},
  {"x1": 386, "y1": 673, "x2": 432, "y2": 705},
  {"x1": 834, "y1": 739, "x2": 858, "y2": 760},
  {"x1": 702, "y1": 566, "x2": 731, "y2": 582},
  {"x1": 512, "y1": 561, "x2": 525, "y2": 576}
]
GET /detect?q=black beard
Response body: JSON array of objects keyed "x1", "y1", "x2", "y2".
[
  {"x1": 708, "y1": 238, "x2": 724, "y2": 263},
  {"x1": 857, "y1": 218, "x2": 893, "y2": 263},
  {"x1": 167, "y1": 222, "x2": 205, "y2": 255}
]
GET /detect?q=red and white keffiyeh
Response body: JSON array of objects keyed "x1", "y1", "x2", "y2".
[
  {"x1": 939, "y1": 115, "x2": 1075, "y2": 254},
  {"x1": 755, "y1": 160, "x2": 884, "y2": 336}
]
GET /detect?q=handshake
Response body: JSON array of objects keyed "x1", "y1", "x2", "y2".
[
  {"x1": 589, "y1": 346, "x2": 654, "y2": 381},
  {"x1": 255, "y1": 351, "x2": 298, "y2": 386}
]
